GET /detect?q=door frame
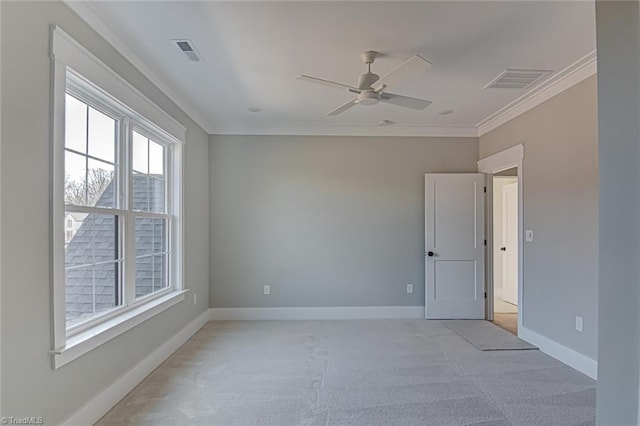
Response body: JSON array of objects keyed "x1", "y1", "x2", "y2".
[{"x1": 477, "y1": 145, "x2": 524, "y2": 334}]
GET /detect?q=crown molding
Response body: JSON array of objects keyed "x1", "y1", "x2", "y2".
[
  {"x1": 209, "y1": 124, "x2": 479, "y2": 138},
  {"x1": 476, "y1": 50, "x2": 597, "y2": 137},
  {"x1": 64, "y1": 1, "x2": 215, "y2": 134}
]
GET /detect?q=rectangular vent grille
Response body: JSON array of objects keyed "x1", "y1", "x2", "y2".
[
  {"x1": 176, "y1": 41, "x2": 193, "y2": 52},
  {"x1": 172, "y1": 39, "x2": 203, "y2": 63},
  {"x1": 484, "y1": 68, "x2": 553, "y2": 90}
]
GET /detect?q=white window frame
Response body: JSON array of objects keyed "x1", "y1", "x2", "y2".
[{"x1": 50, "y1": 26, "x2": 186, "y2": 369}]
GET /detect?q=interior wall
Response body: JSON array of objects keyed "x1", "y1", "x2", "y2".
[
  {"x1": 479, "y1": 75, "x2": 598, "y2": 359},
  {"x1": 0, "y1": 2, "x2": 210, "y2": 423},
  {"x1": 594, "y1": 1, "x2": 640, "y2": 423},
  {"x1": 493, "y1": 176, "x2": 518, "y2": 296},
  {"x1": 210, "y1": 135, "x2": 478, "y2": 308}
]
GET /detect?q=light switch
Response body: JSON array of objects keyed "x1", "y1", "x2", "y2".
[{"x1": 525, "y1": 230, "x2": 534, "y2": 242}]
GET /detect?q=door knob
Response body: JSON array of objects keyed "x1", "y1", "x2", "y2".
[
  {"x1": 427, "y1": 251, "x2": 434, "y2": 257},
  {"x1": 500, "y1": 247, "x2": 506, "y2": 251}
]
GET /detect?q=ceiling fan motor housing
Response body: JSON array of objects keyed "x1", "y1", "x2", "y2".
[{"x1": 356, "y1": 90, "x2": 380, "y2": 105}]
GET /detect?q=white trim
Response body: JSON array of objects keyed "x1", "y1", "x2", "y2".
[
  {"x1": 62, "y1": 1, "x2": 211, "y2": 134},
  {"x1": 477, "y1": 51, "x2": 597, "y2": 136},
  {"x1": 478, "y1": 145, "x2": 524, "y2": 331},
  {"x1": 210, "y1": 306, "x2": 425, "y2": 321},
  {"x1": 210, "y1": 124, "x2": 479, "y2": 138},
  {"x1": 61, "y1": 308, "x2": 210, "y2": 426},
  {"x1": 478, "y1": 145, "x2": 524, "y2": 173},
  {"x1": 519, "y1": 326, "x2": 597, "y2": 380},
  {"x1": 53, "y1": 290, "x2": 188, "y2": 369}
]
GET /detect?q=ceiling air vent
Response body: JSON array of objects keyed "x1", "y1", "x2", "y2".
[
  {"x1": 172, "y1": 39, "x2": 203, "y2": 63},
  {"x1": 484, "y1": 68, "x2": 553, "y2": 90}
]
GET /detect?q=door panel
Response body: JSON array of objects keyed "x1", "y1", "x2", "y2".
[
  {"x1": 434, "y1": 260, "x2": 477, "y2": 300},
  {"x1": 425, "y1": 174, "x2": 485, "y2": 319}
]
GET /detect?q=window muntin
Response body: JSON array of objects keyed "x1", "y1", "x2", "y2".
[{"x1": 62, "y1": 78, "x2": 177, "y2": 332}]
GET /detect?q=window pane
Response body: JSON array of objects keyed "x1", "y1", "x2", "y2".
[
  {"x1": 88, "y1": 107, "x2": 116, "y2": 163},
  {"x1": 94, "y1": 261, "x2": 120, "y2": 315},
  {"x1": 65, "y1": 151, "x2": 87, "y2": 205},
  {"x1": 87, "y1": 159, "x2": 116, "y2": 208},
  {"x1": 65, "y1": 214, "x2": 91, "y2": 270},
  {"x1": 65, "y1": 212, "x2": 121, "y2": 327},
  {"x1": 153, "y1": 254, "x2": 168, "y2": 291},
  {"x1": 90, "y1": 214, "x2": 118, "y2": 264},
  {"x1": 149, "y1": 178, "x2": 165, "y2": 213},
  {"x1": 149, "y1": 140, "x2": 165, "y2": 175},
  {"x1": 135, "y1": 217, "x2": 154, "y2": 257},
  {"x1": 63, "y1": 212, "x2": 88, "y2": 248},
  {"x1": 153, "y1": 218, "x2": 166, "y2": 253},
  {"x1": 135, "y1": 255, "x2": 153, "y2": 298},
  {"x1": 132, "y1": 173, "x2": 149, "y2": 211},
  {"x1": 64, "y1": 213, "x2": 120, "y2": 267},
  {"x1": 65, "y1": 94, "x2": 87, "y2": 154},
  {"x1": 65, "y1": 265, "x2": 94, "y2": 327},
  {"x1": 132, "y1": 131, "x2": 148, "y2": 174},
  {"x1": 135, "y1": 217, "x2": 168, "y2": 298}
]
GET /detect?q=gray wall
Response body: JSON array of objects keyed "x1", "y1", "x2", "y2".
[
  {"x1": 479, "y1": 76, "x2": 599, "y2": 359},
  {"x1": 594, "y1": 1, "x2": 640, "y2": 423},
  {"x1": 210, "y1": 135, "x2": 478, "y2": 308},
  {"x1": 1, "y1": 2, "x2": 209, "y2": 423}
]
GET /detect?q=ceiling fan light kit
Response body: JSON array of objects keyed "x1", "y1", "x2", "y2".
[{"x1": 296, "y1": 50, "x2": 433, "y2": 116}]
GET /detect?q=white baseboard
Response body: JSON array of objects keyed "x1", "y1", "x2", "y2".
[
  {"x1": 518, "y1": 326, "x2": 597, "y2": 380},
  {"x1": 210, "y1": 306, "x2": 425, "y2": 321},
  {"x1": 62, "y1": 309, "x2": 211, "y2": 426}
]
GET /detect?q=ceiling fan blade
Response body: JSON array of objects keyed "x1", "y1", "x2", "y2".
[
  {"x1": 296, "y1": 75, "x2": 358, "y2": 92},
  {"x1": 379, "y1": 92, "x2": 432, "y2": 110},
  {"x1": 372, "y1": 55, "x2": 432, "y2": 91},
  {"x1": 326, "y1": 99, "x2": 358, "y2": 116}
]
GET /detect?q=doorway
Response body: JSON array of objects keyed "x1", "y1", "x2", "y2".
[
  {"x1": 477, "y1": 144, "x2": 524, "y2": 337},
  {"x1": 492, "y1": 169, "x2": 518, "y2": 335}
]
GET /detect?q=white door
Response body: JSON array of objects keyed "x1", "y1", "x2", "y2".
[
  {"x1": 425, "y1": 174, "x2": 485, "y2": 319},
  {"x1": 502, "y1": 182, "x2": 518, "y2": 306}
]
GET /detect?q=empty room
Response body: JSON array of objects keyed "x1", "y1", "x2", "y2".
[{"x1": 1, "y1": 1, "x2": 639, "y2": 425}]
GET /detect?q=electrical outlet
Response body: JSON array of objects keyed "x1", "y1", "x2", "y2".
[
  {"x1": 525, "y1": 230, "x2": 534, "y2": 242},
  {"x1": 576, "y1": 316, "x2": 583, "y2": 332},
  {"x1": 193, "y1": 293, "x2": 197, "y2": 305},
  {"x1": 263, "y1": 284, "x2": 270, "y2": 295},
  {"x1": 406, "y1": 283, "x2": 414, "y2": 294}
]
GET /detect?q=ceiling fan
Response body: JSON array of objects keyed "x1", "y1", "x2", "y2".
[{"x1": 296, "y1": 51, "x2": 433, "y2": 116}]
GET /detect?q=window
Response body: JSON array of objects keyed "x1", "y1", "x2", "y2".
[
  {"x1": 62, "y1": 75, "x2": 181, "y2": 330},
  {"x1": 51, "y1": 26, "x2": 185, "y2": 368}
]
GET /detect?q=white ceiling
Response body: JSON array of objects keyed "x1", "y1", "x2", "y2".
[{"x1": 84, "y1": 1, "x2": 596, "y2": 136}]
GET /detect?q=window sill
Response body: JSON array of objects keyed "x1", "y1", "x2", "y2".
[{"x1": 51, "y1": 289, "x2": 188, "y2": 369}]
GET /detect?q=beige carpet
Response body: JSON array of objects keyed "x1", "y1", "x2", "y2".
[{"x1": 98, "y1": 320, "x2": 595, "y2": 425}]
